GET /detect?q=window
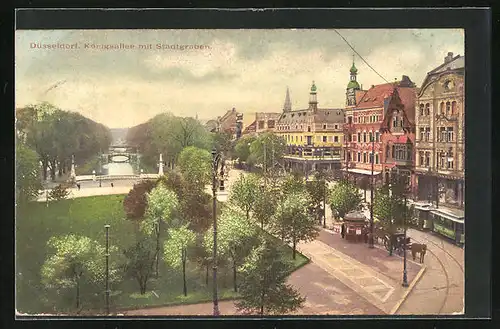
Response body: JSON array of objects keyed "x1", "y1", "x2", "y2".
[
  {"x1": 419, "y1": 128, "x2": 425, "y2": 141},
  {"x1": 268, "y1": 120, "x2": 275, "y2": 128},
  {"x1": 335, "y1": 124, "x2": 338, "y2": 129},
  {"x1": 425, "y1": 152, "x2": 430, "y2": 167},
  {"x1": 363, "y1": 153, "x2": 367, "y2": 163},
  {"x1": 446, "y1": 102, "x2": 451, "y2": 116},
  {"x1": 452, "y1": 101, "x2": 457, "y2": 115},
  {"x1": 425, "y1": 128, "x2": 430, "y2": 141},
  {"x1": 258, "y1": 121, "x2": 265, "y2": 129},
  {"x1": 438, "y1": 127, "x2": 446, "y2": 142},
  {"x1": 323, "y1": 124, "x2": 327, "y2": 129},
  {"x1": 440, "y1": 102, "x2": 445, "y2": 115},
  {"x1": 353, "y1": 117, "x2": 357, "y2": 123},
  {"x1": 369, "y1": 152, "x2": 373, "y2": 164},
  {"x1": 334, "y1": 136, "x2": 338, "y2": 142},
  {"x1": 425, "y1": 103, "x2": 430, "y2": 115},
  {"x1": 307, "y1": 126, "x2": 311, "y2": 132},
  {"x1": 391, "y1": 145, "x2": 395, "y2": 158},
  {"x1": 419, "y1": 103, "x2": 424, "y2": 116},
  {"x1": 357, "y1": 132, "x2": 361, "y2": 142},
  {"x1": 375, "y1": 131, "x2": 380, "y2": 142},
  {"x1": 393, "y1": 116, "x2": 397, "y2": 127},
  {"x1": 447, "y1": 127, "x2": 454, "y2": 142},
  {"x1": 448, "y1": 151, "x2": 454, "y2": 169},
  {"x1": 352, "y1": 134, "x2": 356, "y2": 142},
  {"x1": 300, "y1": 136, "x2": 303, "y2": 142},
  {"x1": 323, "y1": 136, "x2": 327, "y2": 142},
  {"x1": 363, "y1": 133, "x2": 367, "y2": 143},
  {"x1": 357, "y1": 152, "x2": 361, "y2": 162},
  {"x1": 369, "y1": 132, "x2": 373, "y2": 142},
  {"x1": 375, "y1": 153, "x2": 379, "y2": 164},
  {"x1": 419, "y1": 151, "x2": 425, "y2": 166}
]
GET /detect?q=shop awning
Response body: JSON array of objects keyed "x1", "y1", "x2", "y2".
[{"x1": 341, "y1": 168, "x2": 381, "y2": 176}]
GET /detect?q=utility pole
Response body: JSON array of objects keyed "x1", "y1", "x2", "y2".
[{"x1": 402, "y1": 195, "x2": 409, "y2": 287}]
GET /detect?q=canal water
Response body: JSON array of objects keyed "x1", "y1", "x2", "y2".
[{"x1": 104, "y1": 155, "x2": 135, "y2": 176}]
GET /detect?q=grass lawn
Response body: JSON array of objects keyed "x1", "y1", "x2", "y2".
[{"x1": 16, "y1": 194, "x2": 309, "y2": 314}]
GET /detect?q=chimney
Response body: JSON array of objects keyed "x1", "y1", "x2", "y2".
[{"x1": 444, "y1": 52, "x2": 454, "y2": 63}]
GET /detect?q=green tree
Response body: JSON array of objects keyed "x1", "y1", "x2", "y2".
[
  {"x1": 359, "y1": 176, "x2": 370, "y2": 202},
  {"x1": 203, "y1": 208, "x2": 257, "y2": 292},
  {"x1": 253, "y1": 185, "x2": 278, "y2": 229},
  {"x1": 305, "y1": 171, "x2": 329, "y2": 224},
  {"x1": 329, "y1": 180, "x2": 363, "y2": 220},
  {"x1": 177, "y1": 146, "x2": 212, "y2": 189},
  {"x1": 280, "y1": 173, "x2": 306, "y2": 202},
  {"x1": 48, "y1": 184, "x2": 70, "y2": 201},
  {"x1": 249, "y1": 133, "x2": 287, "y2": 174},
  {"x1": 122, "y1": 237, "x2": 156, "y2": 295},
  {"x1": 41, "y1": 235, "x2": 120, "y2": 310},
  {"x1": 234, "y1": 135, "x2": 256, "y2": 164},
  {"x1": 236, "y1": 239, "x2": 305, "y2": 315},
  {"x1": 229, "y1": 173, "x2": 260, "y2": 221},
  {"x1": 272, "y1": 191, "x2": 319, "y2": 260},
  {"x1": 143, "y1": 185, "x2": 179, "y2": 278},
  {"x1": 373, "y1": 174, "x2": 411, "y2": 233},
  {"x1": 163, "y1": 224, "x2": 197, "y2": 296},
  {"x1": 15, "y1": 143, "x2": 42, "y2": 204}
]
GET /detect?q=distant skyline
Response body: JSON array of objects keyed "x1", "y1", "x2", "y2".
[{"x1": 15, "y1": 29, "x2": 464, "y2": 128}]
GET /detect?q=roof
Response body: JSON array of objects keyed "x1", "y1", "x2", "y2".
[
  {"x1": 255, "y1": 112, "x2": 281, "y2": 121},
  {"x1": 278, "y1": 108, "x2": 344, "y2": 125},
  {"x1": 355, "y1": 75, "x2": 415, "y2": 110},
  {"x1": 419, "y1": 54, "x2": 464, "y2": 93},
  {"x1": 394, "y1": 135, "x2": 411, "y2": 144},
  {"x1": 347, "y1": 80, "x2": 360, "y2": 89},
  {"x1": 380, "y1": 87, "x2": 417, "y2": 129},
  {"x1": 242, "y1": 120, "x2": 256, "y2": 134}
]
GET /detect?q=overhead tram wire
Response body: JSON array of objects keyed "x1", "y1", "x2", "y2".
[{"x1": 333, "y1": 29, "x2": 390, "y2": 84}]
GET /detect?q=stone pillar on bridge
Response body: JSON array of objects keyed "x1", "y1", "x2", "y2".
[
  {"x1": 70, "y1": 154, "x2": 76, "y2": 180},
  {"x1": 158, "y1": 154, "x2": 165, "y2": 176}
]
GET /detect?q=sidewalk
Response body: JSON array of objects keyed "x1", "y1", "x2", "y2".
[
  {"x1": 296, "y1": 232, "x2": 424, "y2": 315},
  {"x1": 36, "y1": 186, "x2": 132, "y2": 202}
]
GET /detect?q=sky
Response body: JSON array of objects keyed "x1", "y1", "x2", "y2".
[{"x1": 15, "y1": 29, "x2": 464, "y2": 129}]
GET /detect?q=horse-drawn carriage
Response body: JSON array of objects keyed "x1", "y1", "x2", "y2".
[{"x1": 370, "y1": 225, "x2": 427, "y2": 262}]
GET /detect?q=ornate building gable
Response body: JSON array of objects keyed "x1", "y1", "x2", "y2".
[
  {"x1": 418, "y1": 53, "x2": 464, "y2": 99},
  {"x1": 380, "y1": 87, "x2": 416, "y2": 134}
]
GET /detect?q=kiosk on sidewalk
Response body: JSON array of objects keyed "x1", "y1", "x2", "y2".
[{"x1": 343, "y1": 211, "x2": 369, "y2": 243}]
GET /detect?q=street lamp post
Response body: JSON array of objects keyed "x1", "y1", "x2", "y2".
[
  {"x1": 104, "y1": 224, "x2": 110, "y2": 315},
  {"x1": 211, "y1": 148, "x2": 224, "y2": 316},
  {"x1": 388, "y1": 184, "x2": 393, "y2": 256},
  {"x1": 323, "y1": 176, "x2": 327, "y2": 228},
  {"x1": 402, "y1": 195, "x2": 409, "y2": 287},
  {"x1": 369, "y1": 136, "x2": 375, "y2": 248}
]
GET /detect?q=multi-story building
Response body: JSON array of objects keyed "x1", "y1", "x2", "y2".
[
  {"x1": 412, "y1": 52, "x2": 464, "y2": 244},
  {"x1": 205, "y1": 107, "x2": 243, "y2": 138},
  {"x1": 276, "y1": 83, "x2": 345, "y2": 174},
  {"x1": 343, "y1": 58, "x2": 417, "y2": 185},
  {"x1": 413, "y1": 52, "x2": 465, "y2": 207},
  {"x1": 242, "y1": 112, "x2": 281, "y2": 137}
]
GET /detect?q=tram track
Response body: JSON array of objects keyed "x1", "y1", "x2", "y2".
[{"x1": 407, "y1": 231, "x2": 464, "y2": 314}]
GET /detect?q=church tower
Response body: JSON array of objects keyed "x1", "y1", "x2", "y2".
[
  {"x1": 308, "y1": 81, "x2": 318, "y2": 112},
  {"x1": 346, "y1": 55, "x2": 361, "y2": 107},
  {"x1": 283, "y1": 87, "x2": 292, "y2": 112}
]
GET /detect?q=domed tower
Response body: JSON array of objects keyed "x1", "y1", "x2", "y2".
[
  {"x1": 346, "y1": 55, "x2": 361, "y2": 106},
  {"x1": 309, "y1": 81, "x2": 318, "y2": 112}
]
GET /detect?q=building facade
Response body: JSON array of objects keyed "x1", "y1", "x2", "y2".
[
  {"x1": 276, "y1": 83, "x2": 345, "y2": 175},
  {"x1": 413, "y1": 52, "x2": 465, "y2": 210},
  {"x1": 243, "y1": 112, "x2": 282, "y2": 137},
  {"x1": 343, "y1": 58, "x2": 417, "y2": 186}
]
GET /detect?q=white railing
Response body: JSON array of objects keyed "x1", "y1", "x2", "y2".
[{"x1": 75, "y1": 173, "x2": 160, "y2": 182}]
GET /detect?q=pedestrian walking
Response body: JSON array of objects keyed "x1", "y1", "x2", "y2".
[
  {"x1": 76, "y1": 183, "x2": 81, "y2": 190},
  {"x1": 111, "y1": 182, "x2": 114, "y2": 188},
  {"x1": 341, "y1": 223, "x2": 346, "y2": 239}
]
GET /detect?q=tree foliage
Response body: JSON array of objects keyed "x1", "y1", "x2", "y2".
[
  {"x1": 48, "y1": 184, "x2": 70, "y2": 201},
  {"x1": 305, "y1": 171, "x2": 329, "y2": 223},
  {"x1": 253, "y1": 185, "x2": 278, "y2": 229},
  {"x1": 123, "y1": 180, "x2": 158, "y2": 220},
  {"x1": 203, "y1": 208, "x2": 257, "y2": 292},
  {"x1": 143, "y1": 185, "x2": 180, "y2": 277},
  {"x1": 229, "y1": 173, "x2": 260, "y2": 221},
  {"x1": 20, "y1": 104, "x2": 112, "y2": 181},
  {"x1": 122, "y1": 237, "x2": 156, "y2": 295},
  {"x1": 15, "y1": 143, "x2": 42, "y2": 203},
  {"x1": 236, "y1": 239, "x2": 305, "y2": 315},
  {"x1": 271, "y1": 191, "x2": 319, "y2": 259},
  {"x1": 163, "y1": 224, "x2": 197, "y2": 296},
  {"x1": 249, "y1": 133, "x2": 287, "y2": 173},
  {"x1": 373, "y1": 174, "x2": 412, "y2": 233},
  {"x1": 234, "y1": 135, "x2": 256, "y2": 163},
  {"x1": 41, "y1": 235, "x2": 121, "y2": 309},
  {"x1": 329, "y1": 180, "x2": 363, "y2": 219},
  {"x1": 177, "y1": 146, "x2": 212, "y2": 189},
  {"x1": 126, "y1": 113, "x2": 211, "y2": 171}
]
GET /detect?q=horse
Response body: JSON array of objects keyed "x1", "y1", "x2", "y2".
[{"x1": 410, "y1": 243, "x2": 427, "y2": 263}]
